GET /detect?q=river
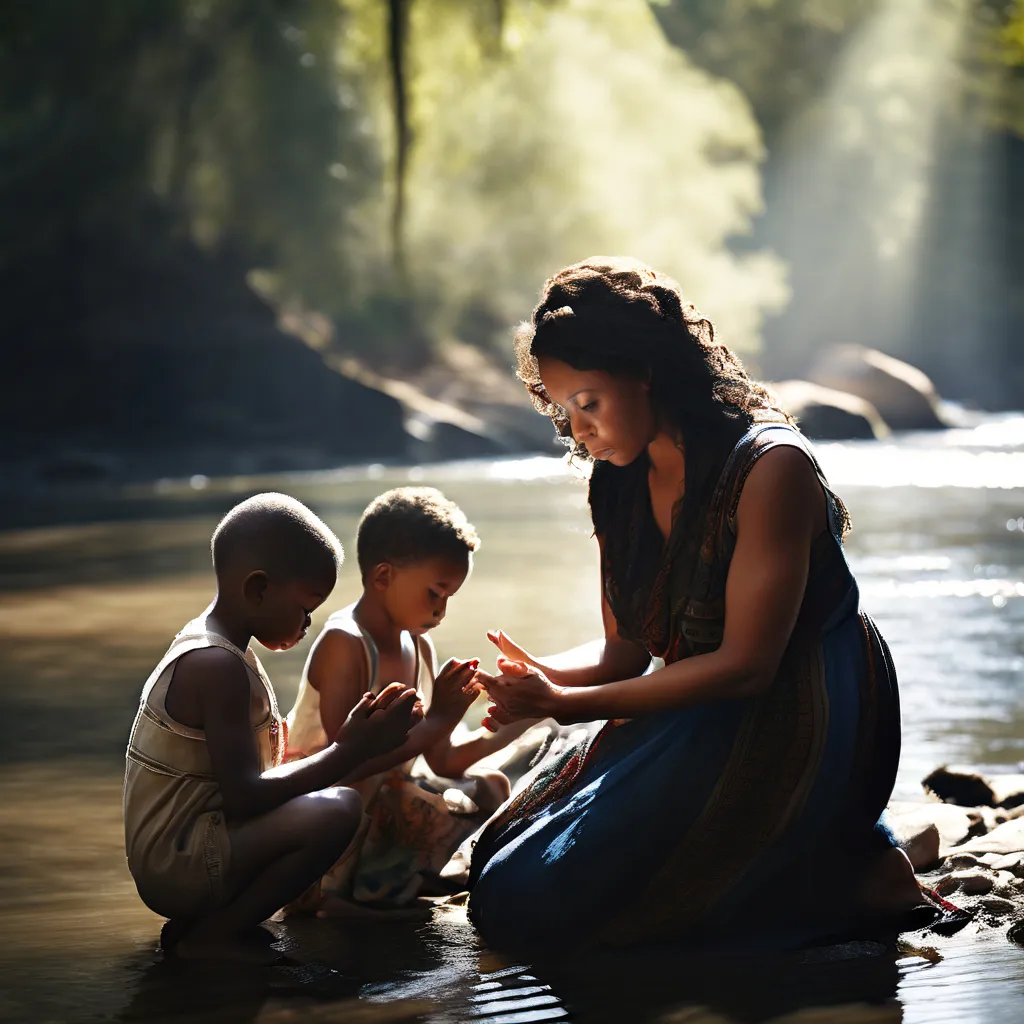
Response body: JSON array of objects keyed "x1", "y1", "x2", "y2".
[{"x1": 1, "y1": 415, "x2": 1022, "y2": 1023}]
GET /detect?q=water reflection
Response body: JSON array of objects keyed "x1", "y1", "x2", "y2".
[{"x1": 2, "y1": 417, "x2": 1024, "y2": 1021}]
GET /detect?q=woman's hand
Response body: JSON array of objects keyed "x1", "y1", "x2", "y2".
[
  {"x1": 427, "y1": 656, "x2": 482, "y2": 724},
  {"x1": 486, "y1": 629, "x2": 535, "y2": 668},
  {"x1": 478, "y1": 657, "x2": 571, "y2": 731}
]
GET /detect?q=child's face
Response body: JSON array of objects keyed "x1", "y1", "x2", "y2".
[
  {"x1": 250, "y1": 573, "x2": 334, "y2": 651},
  {"x1": 379, "y1": 554, "x2": 471, "y2": 636}
]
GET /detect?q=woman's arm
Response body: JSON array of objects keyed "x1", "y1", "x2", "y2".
[
  {"x1": 489, "y1": 537, "x2": 651, "y2": 688},
  {"x1": 424, "y1": 717, "x2": 543, "y2": 778},
  {"x1": 484, "y1": 447, "x2": 825, "y2": 724}
]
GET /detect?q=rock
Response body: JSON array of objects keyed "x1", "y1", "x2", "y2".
[
  {"x1": 923, "y1": 765, "x2": 997, "y2": 807},
  {"x1": 809, "y1": 345, "x2": 948, "y2": 432},
  {"x1": 921, "y1": 766, "x2": 1024, "y2": 811},
  {"x1": 980, "y1": 896, "x2": 1017, "y2": 918},
  {"x1": 935, "y1": 871, "x2": 993, "y2": 896},
  {"x1": 992, "y1": 873, "x2": 1020, "y2": 898},
  {"x1": 1009, "y1": 919, "x2": 1024, "y2": 946},
  {"x1": 901, "y1": 823, "x2": 941, "y2": 871},
  {"x1": 886, "y1": 801, "x2": 977, "y2": 851},
  {"x1": 944, "y1": 853, "x2": 986, "y2": 871},
  {"x1": 988, "y1": 776, "x2": 1024, "y2": 810},
  {"x1": 945, "y1": 818, "x2": 1024, "y2": 857},
  {"x1": 768, "y1": 380, "x2": 887, "y2": 440},
  {"x1": 991, "y1": 852, "x2": 1024, "y2": 875}
]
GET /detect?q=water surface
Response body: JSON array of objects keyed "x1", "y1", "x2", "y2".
[{"x1": 2, "y1": 417, "x2": 1023, "y2": 1022}]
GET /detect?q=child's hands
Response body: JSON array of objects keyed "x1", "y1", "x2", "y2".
[
  {"x1": 427, "y1": 657, "x2": 482, "y2": 724},
  {"x1": 337, "y1": 682, "x2": 424, "y2": 758}
]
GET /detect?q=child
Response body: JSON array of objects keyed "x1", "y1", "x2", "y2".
[
  {"x1": 123, "y1": 492, "x2": 422, "y2": 962},
  {"x1": 286, "y1": 487, "x2": 531, "y2": 914}
]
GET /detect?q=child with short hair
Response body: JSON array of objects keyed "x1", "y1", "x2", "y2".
[
  {"x1": 286, "y1": 487, "x2": 530, "y2": 914},
  {"x1": 123, "y1": 492, "x2": 422, "y2": 962}
]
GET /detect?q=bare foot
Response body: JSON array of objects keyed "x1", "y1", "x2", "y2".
[
  {"x1": 173, "y1": 931, "x2": 284, "y2": 965},
  {"x1": 161, "y1": 919, "x2": 276, "y2": 953},
  {"x1": 856, "y1": 847, "x2": 923, "y2": 917},
  {"x1": 316, "y1": 895, "x2": 432, "y2": 922}
]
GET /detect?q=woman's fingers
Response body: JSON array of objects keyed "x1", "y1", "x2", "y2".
[
  {"x1": 487, "y1": 629, "x2": 529, "y2": 662},
  {"x1": 496, "y1": 656, "x2": 531, "y2": 678}
]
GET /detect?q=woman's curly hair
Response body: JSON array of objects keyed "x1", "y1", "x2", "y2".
[
  {"x1": 515, "y1": 256, "x2": 788, "y2": 449},
  {"x1": 514, "y1": 256, "x2": 793, "y2": 641}
]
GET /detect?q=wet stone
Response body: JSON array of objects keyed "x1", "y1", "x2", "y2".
[
  {"x1": 980, "y1": 896, "x2": 1018, "y2": 918},
  {"x1": 940, "y1": 871, "x2": 994, "y2": 896},
  {"x1": 944, "y1": 818, "x2": 1024, "y2": 858},
  {"x1": 990, "y1": 852, "x2": 1024, "y2": 874}
]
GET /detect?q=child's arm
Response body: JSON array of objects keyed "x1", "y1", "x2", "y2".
[
  {"x1": 423, "y1": 717, "x2": 543, "y2": 779},
  {"x1": 304, "y1": 627, "x2": 370, "y2": 747},
  {"x1": 183, "y1": 648, "x2": 419, "y2": 823},
  {"x1": 304, "y1": 628, "x2": 476, "y2": 783},
  {"x1": 338, "y1": 654, "x2": 480, "y2": 783}
]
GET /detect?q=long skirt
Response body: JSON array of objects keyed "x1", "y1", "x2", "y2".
[{"x1": 468, "y1": 613, "x2": 901, "y2": 952}]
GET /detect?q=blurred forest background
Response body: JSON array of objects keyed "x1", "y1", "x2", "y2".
[{"x1": 3, "y1": 0, "x2": 1024, "y2": 478}]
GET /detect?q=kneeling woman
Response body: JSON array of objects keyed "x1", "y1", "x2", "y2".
[{"x1": 470, "y1": 257, "x2": 918, "y2": 952}]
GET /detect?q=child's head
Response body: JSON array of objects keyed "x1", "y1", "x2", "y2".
[
  {"x1": 211, "y1": 492, "x2": 344, "y2": 650},
  {"x1": 357, "y1": 487, "x2": 480, "y2": 635}
]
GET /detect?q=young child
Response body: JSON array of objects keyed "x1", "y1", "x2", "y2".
[
  {"x1": 123, "y1": 492, "x2": 422, "y2": 962},
  {"x1": 286, "y1": 487, "x2": 531, "y2": 914}
]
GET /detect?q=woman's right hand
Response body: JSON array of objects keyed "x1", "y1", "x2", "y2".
[
  {"x1": 336, "y1": 682, "x2": 424, "y2": 758},
  {"x1": 487, "y1": 629, "x2": 535, "y2": 668}
]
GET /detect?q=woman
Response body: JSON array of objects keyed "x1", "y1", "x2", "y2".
[{"x1": 469, "y1": 256, "x2": 920, "y2": 953}]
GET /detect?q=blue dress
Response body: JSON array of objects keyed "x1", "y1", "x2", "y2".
[{"x1": 469, "y1": 421, "x2": 901, "y2": 952}]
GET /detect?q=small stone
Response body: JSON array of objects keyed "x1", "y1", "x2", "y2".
[
  {"x1": 944, "y1": 818, "x2": 1024, "y2": 857},
  {"x1": 958, "y1": 872, "x2": 995, "y2": 896},
  {"x1": 934, "y1": 874, "x2": 960, "y2": 895},
  {"x1": 1009, "y1": 919, "x2": 1024, "y2": 946},
  {"x1": 945, "y1": 853, "x2": 984, "y2": 871},
  {"x1": 988, "y1": 775, "x2": 1024, "y2": 810},
  {"x1": 902, "y1": 824, "x2": 940, "y2": 871},
  {"x1": 979, "y1": 852, "x2": 1003, "y2": 867},
  {"x1": 980, "y1": 896, "x2": 1017, "y2": 917},
  {"x1": 991, "y1": 852, "x2": 1024, "y2": 874},
  {"x1": 886, "y1": 801, "x2": 975, "y2": 850},
  {"x1": 923, "y1": 766, "x2": 995, "y2": 807}
]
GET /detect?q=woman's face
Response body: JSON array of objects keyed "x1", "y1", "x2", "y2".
[{"x1": 537, "y1": 355, "x2": 656, "y2": 466}]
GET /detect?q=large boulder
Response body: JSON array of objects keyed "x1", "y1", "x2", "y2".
[
  {"x1": 924, "y1": 765, "x2": 1024, "y2": 810},
  {"x1": 809, "y1": 346, "x2": 949, "y2": 431},
  {"x1": 769, "y1": 380, "x2": 888, "y2": 440}
]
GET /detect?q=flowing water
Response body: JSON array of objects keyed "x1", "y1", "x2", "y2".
[{"x1": 1, "y1": 415, "x2": 1023, "y2": 1023}]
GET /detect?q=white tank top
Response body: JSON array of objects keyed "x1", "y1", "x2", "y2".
[{"x1": 285, "y1": 604, "x2": 434, "y2": 761}]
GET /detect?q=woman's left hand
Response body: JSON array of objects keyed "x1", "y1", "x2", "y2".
[{"x1": 477, "y1": 657, "x2": 568, "y2": 731}]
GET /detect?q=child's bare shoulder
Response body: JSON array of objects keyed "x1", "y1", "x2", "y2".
[
  {"x1": 307, "y1": 621, "x2": 368, "y2": 689},
  {"x1": 167, "y1": 647, "x2": 249, "y2": 727}
]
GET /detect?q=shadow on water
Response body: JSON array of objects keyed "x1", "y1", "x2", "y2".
[{"x1": 106, "y1": 907, "x2": 909, "y2": 1024}]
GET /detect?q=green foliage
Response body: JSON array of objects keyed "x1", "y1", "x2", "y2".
[
  {"x1": 0, "y1": 0, "x2": 377, "y2": 309},
  {"x1": 396, "y1": 0, "x2": 786, "y2": 354},
  {"x1": 2, "y1": 0, "x2": 1022, "y2": 380}
]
